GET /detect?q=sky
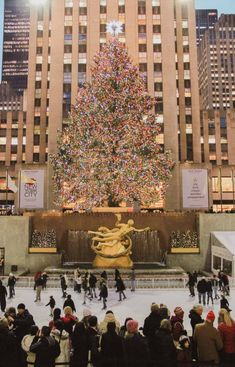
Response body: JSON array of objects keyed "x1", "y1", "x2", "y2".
[{"x1": 0, "y1": 1, "x2": 235, "y2": 79}]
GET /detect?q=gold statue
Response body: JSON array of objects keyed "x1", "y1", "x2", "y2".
[{"x1": 89, "y1": 214, "x2": 150, "y2": 268}]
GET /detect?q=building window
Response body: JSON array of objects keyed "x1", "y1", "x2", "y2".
[
  {"x1": 78, "y1": 64, "x2": 86, "y2": 72},
  {"x1": 154, "y1": 82, "x2": 163, "y2": 91},
  {"x1": 139, "y1": 63, "x2": 147, "y2": 72},
  {"x1": 36, "y1": 47, "x2": 43, "y2": 55},
  {"x1": 152, "y1": 6, "x2": 160, "y2": 15},
  {"x1": 100, "y1": 5, "x2": 107, "y2": 14},
  {"x1": 118, "y1": 5, "x2": 125, "y2": 13},
  {"x1": 138, "y1": 1, "x2": 146, "y2": 15},
  {"x1": 33, "y1": 153, "x2": 40, "y2": 162},
  {"x1": 153, "y1": 44, "x2": 161, "y2": 52},
  {"x1": 138, "y1": 25, "x2": 146, "y2": 34},
  {"x1": 35, "y1": 99, "x2": 41, "y2": 107},
  {"x1": 36, "y1": 64, "x2": 42, "y2": 72},
  {"x1": 64, "y1": 64, "x2": 72, "y2": 72},
  {"x1": 79, "y1": 44, "x2": 87, "y2": 53},
  {"x1": 35, "y1": 81, "x2": 41, "y2": 89},
  {"x1": 64, "y1": 45, "x2": 72, "y2": 53},
  {"x1": 34, "y1": 135, "x2": 40, "y2": 145},
  {"x1": 65, "y1": 26, "x2": 72, "y2": 34},
  {"x1": 65, "y1": 7, "x2": 73, "y2": 15},
  {"x1": 34, "y1": 117, "x2": 40, "y2": 126},
  {"x1": 153, "y1": 25, "x2": 161, "y2": 33},
  {"x1": 154, "y1": 63, "x2": 162, "y2": 72},
  {"x1": 79, "y1": 7, "x2": 87, "y2": 15},
  {"x1": 139, "y1": 44, "x2": 147, "y2": 52}
]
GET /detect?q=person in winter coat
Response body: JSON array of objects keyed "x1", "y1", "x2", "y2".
[
  {"x1": 49, "y1": 308, "x2": 62, "y2": 329},
  {"x1": 186, "y1": 272, "x2": 195, "y2": 297},
  {"x1": 116, "y1": 276, "x2": 126, "y2": 301},
  {"x1": 143, "y1": 302, "x2": 161, "y2": 357},
  {"x1": 100, "y1": 321, "x2": 124, "y2": 367},
  {"x1": 152, "y1": 319, "x2": 177, "y2": 367},
  {"x1": 211, "y1": 274, "x2": 220, "y2": 300},
  {"x1": 171, "y1": 307, "x2": 185, "y2": 343},
  {"x1": 218, "y1": 308, "x2": 235, "y2": 365},
  {"x1": 35, "y1": 276, "x2": 44, "y2": 302},
  {"x1": 0, "y1": 279, "x2": 7, "y2": 312},
  {"x1": 14, "y1": 303, "x2": 35, "y2": 343},
  {"x1": 119, "y1": 317, "x2": 133, "y2": 339},
  {"x1": 99, "y1": 310, "x2": 120, "y2": 334},
  {"x1": 87, "y1": 316, "x2": 101, "y2": 367},
  {"x1": 46, "y1": 296, "x2": 56, "y2": 317},
  {"x1": 30, "y1": 325, "x2": 60, "y2": 367},
  {"x1": 194, "y1": 310, "x2": 223, "y2": 365},
  {"x1": 197, "y1": 277, "x2": 207, "y2": 306},
  {"x1": 63, "y1": 294, "x2": 76, "y2": 313},
  {"x1": 60, "y1": 275, "x2": 67, "y2": 298},
  {"x1": 7, "y1": 273, "x2": 16, "y2": 298},
  {"x1": 220, "y1": 294, "x2": 231, "y2": 312},
  {"x1": 123, "y1": 319, "x2": 150, "y2": 367},
  {"x1": 159, "y1": 303, "x2": 170, "y2": 321},
  {"x1": 0, "y1": 317, "x2": 18, "y2": 367},
  {"x1": 51, "y1": 320, "x2": 70, "y2": 367},
  {"x1": 89, "y1": 273, "x2": 97, "y2": 298},
  {"x1": 61, "y1": 306, "x2": 77, "y2": 336},
  {"x1": 21, "y1": 325, "x2": 39, "y2": 367},
  {"x1": 188, "y1": 304, "x2": 204, "y2": 334},
  {"x1": 99, "y1": 280, "x2": 108, "y2": 310},
  {"x1": 177, "y1": 335, "x2": 192, "y2": 367},
  {"x1": 206, "y1": 278, "x2": 214, "y2": 305},
  {"x1": 71, "y1": 321, "x2": 89, "y2": 367},
  {"x1": 81, "y1": 308, "x2": 92, "y2": 329}
]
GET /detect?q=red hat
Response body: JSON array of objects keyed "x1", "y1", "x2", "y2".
[
  {"x1": 126, "y1": 320, "x2": 138, "y2": 333},
  {"x1": 174, "y1": 307, "x2": 184, "y2": 316},
  {"x1": 206, "y1": 310, "x2": 215, "y2": 322}
]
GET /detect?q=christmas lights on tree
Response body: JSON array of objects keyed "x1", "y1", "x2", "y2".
[{"x1": 51, "y1": 38, "x2": 174, "y2": 210}]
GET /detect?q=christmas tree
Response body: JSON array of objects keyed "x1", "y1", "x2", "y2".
[{"x1": 51, "y1": 37, "x2": 174, "y2": 210}]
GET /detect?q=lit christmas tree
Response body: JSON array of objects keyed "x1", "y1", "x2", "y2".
[{"x1": 51, "y1": 34, "x2": 174, "y2": 210}]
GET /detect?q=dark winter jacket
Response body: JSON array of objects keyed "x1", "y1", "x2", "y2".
[
  {"x1": 89, "y1": 274, "x2": 97, "y2": 287},
  {"x1": 100, "y1": 330, "x2": 124, "y2": 367},
  {"x1": 170, "y1": 315, "x2": 185, "y2": 342},
  {"x1": 7, "y1": 276, "x2": 16, "y2": 287},
  {"x1": 123, "y1": 332, "x2": 150, "y2": 367},
  {"x1": 87, "y1": 327, "x2": 101, "y2": 367},
  {"x1": 177, "y1": 347, "x2": 192, "y2": 367},
  {"x1": 116, "y1": 278, "x2": 125, "y2": 292},
  {"x1": 30, "y1": 335, "x2": 60, "y2": 367},
  {"x1": 71, "y1": 322, "x2": 89, "y2": 366},
  {"x1": 188, "y1": 309, "x2": 204, "y2": 333},
  {"x1": 206, "y1": 280, "x2": 213, "y2": 293},
  {"x1": 151, "y1": 328, "x2": 177, "y2": 364},
  {"x1": 197, "y1": 279, "x2": 207, "y2": 293},
  {"x1": 14, "y1": 309, "x2": 35, "y2": 342},
  {"x1": 100, "y1": 283, "x2": 108, "y2": 299},
  {"x1": 0, "y1": 328, "x2": 18, "y2": 367},
  {"x1": 35, "y1": 277, "x2": 44, "y2": 287},
  {"x1": 46, "y1": 298, "x2": 56, "y2": 308},
  {"x1": 63, "y1": 298, "x2": 76, "y2": 312},
  {"x1": 0, "y1": 284, "x2": 7, "y2": 300},
  {"x1": 143, "y1": 310, "x2": 161, "y2": 353}
]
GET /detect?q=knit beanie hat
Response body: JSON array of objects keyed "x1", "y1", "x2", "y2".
[
  {"x1": 126, "y1": 319, "x2": 138, "y2": 333},
  {"x1": 206, "y1": 310, "x2": 215, "y2": 322},
  {"x1": 174, "y1": 307, "x2": 184, "y2": 316},
  {"x1": 179, "y1": 335, "x2": 190, "y2": 348}
]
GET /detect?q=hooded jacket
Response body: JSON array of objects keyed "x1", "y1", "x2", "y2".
[
  {"x1": 21, "y1": 334, "x2": 38, "y2": 366},
  {"x1": 51, "y1": 329, "x2": 70, "y2": 367}
]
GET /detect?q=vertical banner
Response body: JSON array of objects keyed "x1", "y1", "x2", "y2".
[
  {"x1": 182, "y1": 169, "x2": 209, "y2": 209},
  {"x1": 20, "y1": 170, "x2": 44, "y2": 209}
]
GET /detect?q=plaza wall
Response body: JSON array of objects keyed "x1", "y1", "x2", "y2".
[{"x1": 167, "y1": 213, "x2": 235, "y2": 272}]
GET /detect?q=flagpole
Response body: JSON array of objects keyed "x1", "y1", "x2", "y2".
[{"x1": 6, "y1": 167, "x2": 8, "y2": 212}]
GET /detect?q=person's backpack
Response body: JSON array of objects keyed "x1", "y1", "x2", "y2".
[{"x1": 48, "y1": 337, "x2": 61, "y2": 359}]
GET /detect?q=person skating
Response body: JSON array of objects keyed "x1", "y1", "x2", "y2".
[
  {"x1": 89, "y1": 272, "x2": 97, "y2": 299},
  {"x1": 60, "y1": 275, "x2": 67, "y2": 298},
  {"x1": 7, "y1": 272, "x2": 16, "y2": 298},
  {"x1": 206, "y1": 278, "x2": 214, "y2": 305},
  {"x1": 211, "y1": 274, "x2": 220, "y2": 300},
  {"x1": 116, "y1": 275, "x2": 126, "y2": 301},
  {"x1": 34, "y1": 275, "x2": 44, "y2": 302},
  {"x1": 45, "y1": 296, "x2": 56, "y2": 317},
  {"x1": 0, "y1": 279, "x2": 7, "y2": 312},
  {"x1": 99, "y1": 280, "x2": 108, "y2": 310},
  {"x1": 186, "y1": 272, "x2": 195, "y2": 297},
  {"x1": 130, "y1": 267, "x2": 136, "y2": 292},
  {"x1": 197, "y1": 277, "x2": 207, "y2": 306},
  {"x1": 82, "y1": 273, "x2": 91, "y2": 305},
  {"x1": 220, "y1": 294, "x2": 231, "y2": 312},
  {"x1": 63, "y1": 294, "x2": 76, "y2": 313},
  {"x1": 42, "y1": 272, "x2": 48, "y2": 290}
]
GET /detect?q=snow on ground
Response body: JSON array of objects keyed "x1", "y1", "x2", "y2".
[{"x1": 1, "y1": 286, "x2": 235, "y2": 335}]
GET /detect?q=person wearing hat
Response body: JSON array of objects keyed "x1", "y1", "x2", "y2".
[
  {"x1": 123, "y1": 319, "x2": 150, "y2": 367},
  {"x1": 143, "y1": 303, "x2": 161, "y2": 358},
  {"x1": 170, "y1": 307, "x2": 185, "y2": 343},
  {"x1": 194, "y1": 310, "x2": 223, "y2": 365},
  {"x1": 177, "y1": 335, "x2": 192, "y2": 367}
]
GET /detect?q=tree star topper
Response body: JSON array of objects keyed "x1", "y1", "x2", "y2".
[{"x1": 106, "y1": 21, "x2": 123, "y2": 36}]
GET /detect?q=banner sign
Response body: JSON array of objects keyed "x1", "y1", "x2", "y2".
[
  {"x1": 182, "y1": 169, "x2": 208, "y2": 209},
  {"x1": 20, "y1": 170, "x2": 44, "y2": 209}
]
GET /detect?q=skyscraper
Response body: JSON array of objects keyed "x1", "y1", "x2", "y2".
[
  {"x1": 196, "y1": 9, "x2": 218, "y2": 45},
  {"x1": 198, "y1": 14, "x2": 235, "y2": 110},
  {"x1": 2, "y1": 0, "x2": 30, "y2": 94}
]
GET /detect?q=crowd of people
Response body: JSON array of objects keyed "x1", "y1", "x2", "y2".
[{"x1": 0, "y1": 269, "x2": 234, "y2": 367}]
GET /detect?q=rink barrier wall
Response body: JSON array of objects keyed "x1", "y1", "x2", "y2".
[{"x1": 1, "y1": 276, "x2": 235, "y2": 289}]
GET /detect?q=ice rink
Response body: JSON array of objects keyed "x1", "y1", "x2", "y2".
[{"x1": 1, "y1": 286, "x2": 235, "y2": 335}]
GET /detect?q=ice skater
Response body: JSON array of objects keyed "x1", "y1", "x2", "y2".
[
  {"x1": 99, "y1": 279, "x2": 108, "y2": 310},
  {"x1": 116, "y1": 275, "x2": 126, "y2": 301},
  {"x1": 60, "y1": 274, "x2": 67, "y2": 298},
  {"x1": 7, "y1": 273, "x2": 16, "y2": 298},
  {"x1": 89, "y1": 272, "x2": 97, "y2": 299},
  {"x1": 45, "y1": 295, "x2": 56, "y2": 316},
  {"x1": 130, "y1": 267, "x2": 136, "y2": 292},
  {"x1": 82, "y1": 273, "x2": 91, "y2": 305}
]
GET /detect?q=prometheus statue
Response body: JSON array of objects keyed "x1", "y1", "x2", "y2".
[{"x1": 89, "y1": 214, "x2": 150, "y2": 268}]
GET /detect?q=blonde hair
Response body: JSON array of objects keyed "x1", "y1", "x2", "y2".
[
  {"x1": 160, "y1": 319, "x2": 172, "y2": 331},
  {"x1": 219, "y1": 308, "x2": 234, "y2": 327},
  {"x1": 64, "y1": 306, "x2": 73, "y2": 315}
]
